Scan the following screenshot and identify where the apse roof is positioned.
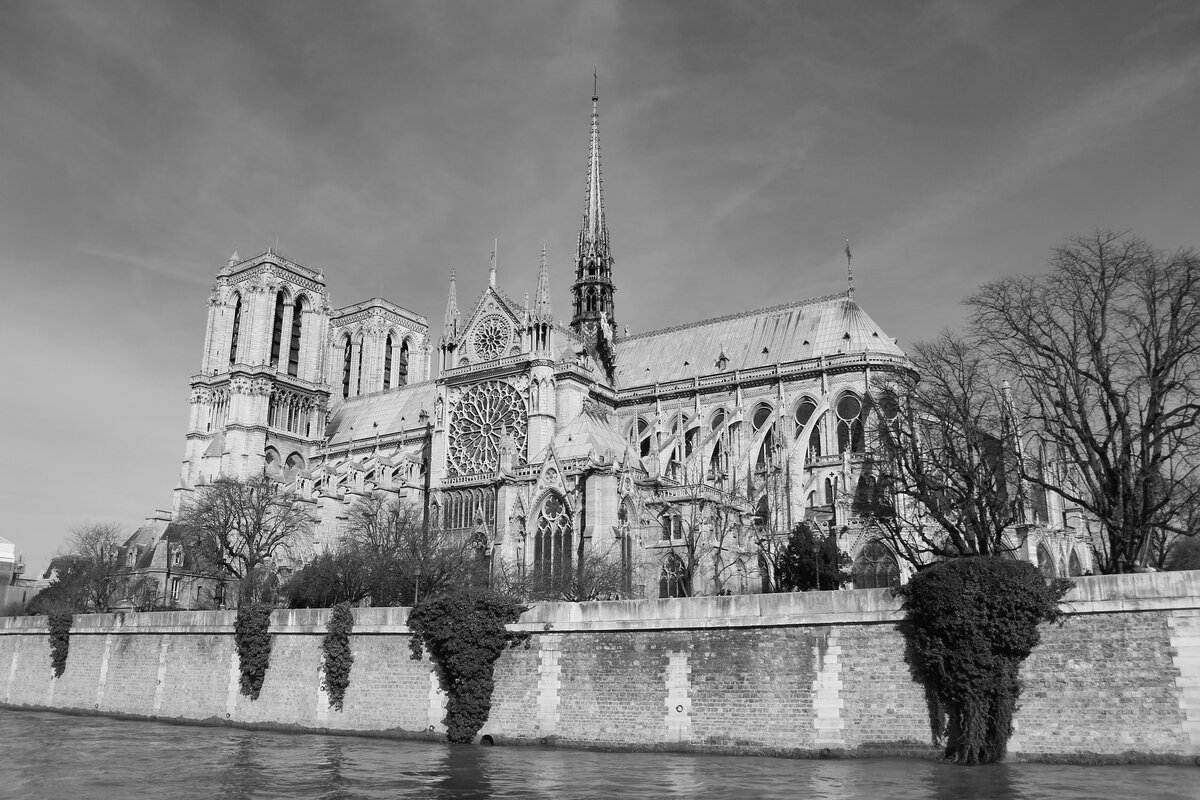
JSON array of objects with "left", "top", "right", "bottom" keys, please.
[
  {"left": 614, "top": 292, "right": 905, "bottom": 387},
  {"left": 325, "top": 381, "right": 437, "bottom": 446}
]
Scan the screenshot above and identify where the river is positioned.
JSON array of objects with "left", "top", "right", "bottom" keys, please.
[{"left": 1, "top": 709, "right": 1195, "bottom": 799}]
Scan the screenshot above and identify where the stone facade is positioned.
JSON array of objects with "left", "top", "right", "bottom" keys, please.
[{"left": 2, "top": 572, "right": 1198, "bottom": 760}]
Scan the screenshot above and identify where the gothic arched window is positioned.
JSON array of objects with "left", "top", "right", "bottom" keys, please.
[
  {"left": 836, "top": 392, "right": 865, "bottom": 454},
  {"left": 229, "top": 294, "right": 242, "bottom": 365},
  {"left": 751, "top": 407, "right": 774, "bottom": 473},
  {"left": 660, "top": 553, "right": 688, "bottom": 598},
  {"left": 269, "top": 291, "right": 286, "bottom": 368},
  {"left": 1068, "top": 549, "right": 1083, "bottom": 577},
  {"left": 533, "top": 494, "right": 572, "bottom": 592},
  {"left": 383, "top": 333, "right": 394, "bottom": 391},
  {"left": 398, "top": 339, "right": 409, "bottom": 387},
  {"left": 630, "top": 418, "right": 652, "bottom": 458},
  {"left": 852, "top": 540, "right": 901, "bottom": 589},
  {"left": 287, "top": 296, "right": 305, "bottom": 377},
  {"left": 795, "top": 398, "right": 822, "bottom": 459},
  {"left": 1037, "top": 544, "right": 1057, "bottom": 577},
  {"left": 355, "top": 335, "right": 364, "bottom": 396},
  {"left": 618, "top": 502, "right": 633, "bottom": 595},
  {"left": 341, "top": 336, "right": 352, "bottom": 399}
]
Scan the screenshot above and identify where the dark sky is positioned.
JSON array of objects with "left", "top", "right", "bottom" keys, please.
[{"left": 4, "top": 0, "right": 1200, "bottom": 572}]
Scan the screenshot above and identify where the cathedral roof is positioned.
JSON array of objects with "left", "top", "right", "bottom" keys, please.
[
  {"left": 614, "top": 292, "right": 905, "bottom": 387},
  {"left": 539, "top": 404, "right": 639, "bottom": 465},
  {"left": 325, "top": 381, "right": 437, "bottom": 445}
]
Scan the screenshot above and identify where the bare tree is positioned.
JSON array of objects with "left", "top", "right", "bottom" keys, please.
[
  {"left": 339, "top": 493, "right": 479, "bottom": 605},
  {"left": 495, "top": 543, "right": 637, "bottom": 602},
  {"left": 861, "top": 330, "right": 1023, "bottom": 568},
  {"left": 175, "top": 473, "right": 318, "bottom": 605},
  {"left": 969, "top": 231, "right": 1200, "bottom": 572},
  {"left": 65, "top": 522, "right": 126, "bottom": 611},
  {"left": 657, "top": 494, "right": 748, "bottom": 597}
]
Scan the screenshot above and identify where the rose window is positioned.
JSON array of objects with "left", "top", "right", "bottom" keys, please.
[
  {"left": 447, "top": 381, "right": 527, "bottom": 476},
  {"left": 472, "top": 315, "right": 512, "bottom": 361}
]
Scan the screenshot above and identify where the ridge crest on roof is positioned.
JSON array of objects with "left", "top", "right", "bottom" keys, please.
[{"left": 621, "top": 291, "right": 852, "bottom": 342}]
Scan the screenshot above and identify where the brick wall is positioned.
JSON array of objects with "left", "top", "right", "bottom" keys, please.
[{"left": 2, "top": 573, "right": 1198, "bottom": 761}]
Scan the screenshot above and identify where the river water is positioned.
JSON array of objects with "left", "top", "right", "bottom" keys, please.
[{"left": 1, "top": 709, "right": 1196, "bottom": 800}]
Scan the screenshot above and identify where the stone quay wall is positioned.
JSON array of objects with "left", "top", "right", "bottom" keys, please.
[{"left": 2, "top": 572, "right": 1198, "bottom": 762}]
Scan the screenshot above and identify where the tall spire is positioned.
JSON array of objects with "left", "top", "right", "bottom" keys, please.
[
  {"left": 489, "top": 239, "right": 497, "bottom": 287},
  {"left": 535, "top": 243, "right": 552, "bottom": 317},
  {"left": 844, "top": 239, "right": 855, "bottom": 299},
  {"left": 442, "top": 270, "right": 460, "bottom": 342},
  {"left": 572, "top": 78, "right": 616, "bottom": 349}
]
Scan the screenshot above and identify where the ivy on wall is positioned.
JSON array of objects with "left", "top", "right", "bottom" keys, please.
[
  {"left": 322, "top": 602, "right": 354, "bottom": 711},
  {"left": 407, "top": 589, "right": 529, "bottom": 743},
  {"left": 47, "top": 612, "right": 72, "bottom": 678},
  {"left": 897, "top": 557, "right": 1073, "bottom": 764},
  {"left": 234, "top": 604, "right": 273, "bottom": 700}
]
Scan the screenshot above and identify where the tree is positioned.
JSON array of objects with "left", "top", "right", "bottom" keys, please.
[
  {"left": 175, "top": 473, "right": 317, "bottom": 606},
  {"left": 66, "top": 522, "right": 126, "bottom": 611},
  {"left": 768, "top": 522, "right": 851, "bottom": 592},
  {"left": 862, "top": 331, "right": 1024, "bottom": 569},
  {"left": 496, "top": 544, "right": 635, "bottom": 602},
  {"left": 656, "top": 497, "right": 747, "bottom": 597},
  {"left": 969, "top": 231, "right": 1200, "bottom": 573},
  {"left": 27, "top": 523, "right": 125, "bottom": 613},
  {"left": 287, "top": 495, "right": 478, "bottom": 608}
]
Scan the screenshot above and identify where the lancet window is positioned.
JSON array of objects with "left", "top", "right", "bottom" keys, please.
[
  {"left": 795, "top": 398, "right": 822, "bottom": 460},
  {"left": 341, "top": 336, "right": 352, "bottom": 399},
  {"left": 267, "top": 389, "right": 311, "bottom": 436},
  {"left": 659, "top": 552, "right": 688, "bottom": 598},
  {"left": 269, "top": 291, "right": 286, "bottom": 368},
  {"left": 383, "top": 334, "right": 394, "bottom": 391},
  {"left": 287, "top": 296, "right": 305, "bottom": 377},
  {"left": 629, "top": 418, "right": 652, "bottom": 458},
  {"left": 228, "top": 294, "right": 242, "bottom": 365},
  {"left": 397, "top": 339, "right": 409, "bottom": 386},
  {"left": 442, "top": 487, "right": 496, "bottom": 533},
  {"left": 533, "top": 493, "right": 572, "bottom": 590},
  {"left": 836, "top": 392, "right": 865, "bottom": 454}
]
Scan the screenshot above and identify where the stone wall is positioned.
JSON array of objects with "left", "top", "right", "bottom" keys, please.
[{"left": 2, "top": 572, "right": 1198, "bottom": 761}]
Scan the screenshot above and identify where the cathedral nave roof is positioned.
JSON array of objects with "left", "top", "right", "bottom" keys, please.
[
  {"left": 325, "top": 381, "right": 437, "bottom": 446},
  {"left": 613, "top": 293, "right": 905, "bottom": 387}
]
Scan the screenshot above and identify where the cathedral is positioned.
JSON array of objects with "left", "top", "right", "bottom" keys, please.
[{"left": 164, "top": 91, "right": 1091, "bottom": 602}]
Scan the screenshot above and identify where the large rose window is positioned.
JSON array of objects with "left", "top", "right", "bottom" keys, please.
[{"left": 447, "top": 381, "right": 527, "bottom": 476}]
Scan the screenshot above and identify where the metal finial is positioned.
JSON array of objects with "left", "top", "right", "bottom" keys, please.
[{"left": 593, "top": 67, "right": 598, "bottom": 100}]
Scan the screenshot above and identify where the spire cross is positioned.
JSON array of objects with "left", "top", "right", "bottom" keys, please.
[{"left": 593, "top": 67, "right": 598, "bottom": 100}]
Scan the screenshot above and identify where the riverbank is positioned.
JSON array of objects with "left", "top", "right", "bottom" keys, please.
[{"left": 3, "top": 572, "right": 1198, "bottom": 764}]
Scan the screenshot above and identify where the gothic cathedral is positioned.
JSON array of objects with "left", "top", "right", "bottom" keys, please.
[{"left": 173, "top": 91, "right": 1087, "bottom": 598}]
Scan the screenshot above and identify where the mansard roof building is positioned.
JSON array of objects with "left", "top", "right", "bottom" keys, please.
[{"left": 164, "top": 90, "right": 1091, "bottom": 600}]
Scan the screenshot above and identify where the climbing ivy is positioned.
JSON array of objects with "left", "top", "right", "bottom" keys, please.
[
  {"left": 897, "top": 557, "right": 1073, "bottom": 764},
  {"left": 234, "top": 604, "right": 273, "bottom": 700},
  {"left": 322, "top": 601, "right": 354, "bottom": 711},
  {"left": 47, "top": 612, "right": 72, "bottom": 678},
  {"left": 407, "top": 588, "right": 529, "bottom": 744}
]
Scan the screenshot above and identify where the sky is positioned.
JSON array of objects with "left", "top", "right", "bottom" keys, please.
[{"left": 3, "top": 0, "right": 1200, "bottom": 575}]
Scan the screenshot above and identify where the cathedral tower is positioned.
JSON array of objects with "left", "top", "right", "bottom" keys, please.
[
  {"left": 176, "top": 250, "right": 331, "bottom": 511},
  {"left": 571, "top": 86, "right": 617, "bottom": 368}
]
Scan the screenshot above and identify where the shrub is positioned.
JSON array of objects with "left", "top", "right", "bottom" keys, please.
[
  {"left": 234, "top": 604, "right": 273, "bottom": 700},
  {"left": 897, "top": 557, "right": 1073, "bottom": 764},
  {"left": 48, "top": 612, "right": 72, "bottom": 678},
  {"left": 407, "top": 588, "right": 529, "bottom": 743},
  {"left": 322, "top": 602, "right": 354, "bottom": 711}
]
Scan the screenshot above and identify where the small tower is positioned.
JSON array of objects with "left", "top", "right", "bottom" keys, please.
[{"left": 571, "top": 84, "right": 617, "bottom": 365}]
